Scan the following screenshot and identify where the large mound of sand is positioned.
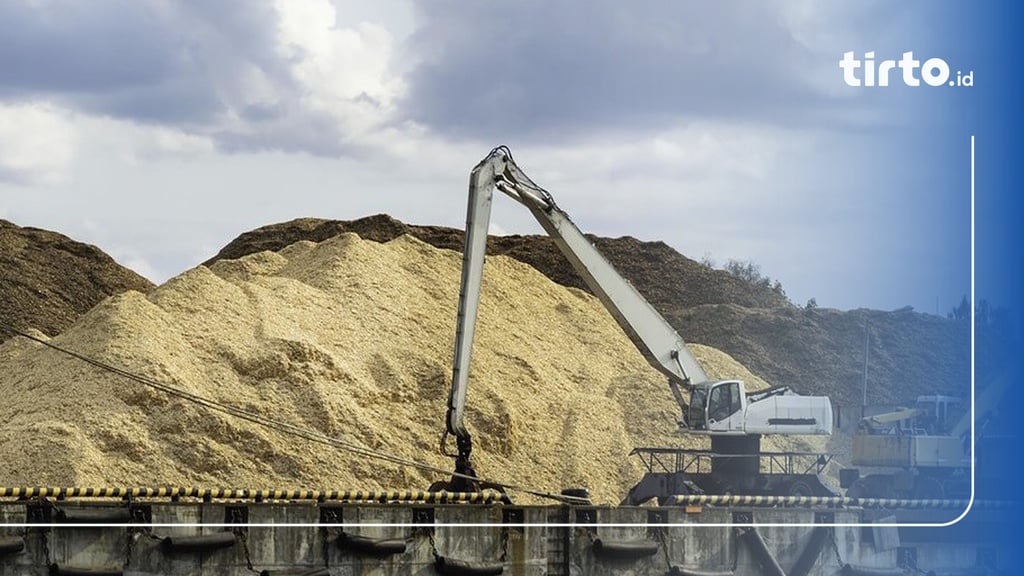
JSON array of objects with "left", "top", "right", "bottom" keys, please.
[{"left": 0, "top": 233, "right": 813, "bottom": 503}]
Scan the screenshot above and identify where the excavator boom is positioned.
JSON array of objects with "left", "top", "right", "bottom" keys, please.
[
  {"left": 447, "top": 147, "right": 709, "bottom": 445},
  {"left": 442, "top": 147, "right": 835, "bottom": 501}
]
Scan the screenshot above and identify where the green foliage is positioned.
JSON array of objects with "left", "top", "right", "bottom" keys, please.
[{"left": 723, "top": 258, "right": 786, "bottom": 297}]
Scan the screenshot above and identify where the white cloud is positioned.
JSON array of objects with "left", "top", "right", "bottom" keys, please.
[
  {"left": 141, "top": 128, "right": 217, "bottom": 161},
  {"left": 0, "top": 1, "right": 971, "bottom": 313},
  {"left": 272, "top": 0, "right": 408, "bottom": 139},
  {"left": 0, "top": 103, "right": 77, "bottom": 186}
]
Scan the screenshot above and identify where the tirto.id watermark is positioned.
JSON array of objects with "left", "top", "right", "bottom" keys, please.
[{"left": 840, "top": 51, "right": 973, "bottom": 87}]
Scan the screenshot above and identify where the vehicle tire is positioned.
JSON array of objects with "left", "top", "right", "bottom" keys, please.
[
  {"left": 428, "top": 480, "right": 452, "bottom": 493},
  {"left": 786, "top": 480, "right": 814, "bottom": 498}
]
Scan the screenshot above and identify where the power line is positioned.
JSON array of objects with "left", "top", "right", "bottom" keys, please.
[{"left": 0, "top": 323, "right": 584, "bottom": 504}]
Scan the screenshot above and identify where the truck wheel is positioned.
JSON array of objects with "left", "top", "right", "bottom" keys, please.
[
  {"left": 786, "top": 480, "right": 814, "bottom": 498},
  {"left": 428, "top": 480, "right": 452, "bottom": 493}
]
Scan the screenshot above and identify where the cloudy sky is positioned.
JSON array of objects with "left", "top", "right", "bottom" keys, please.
[{"left": 0, "top": 1, "right": 978, "bottom": 313}]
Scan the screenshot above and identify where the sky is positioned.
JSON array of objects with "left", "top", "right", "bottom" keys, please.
[{"left": 0, "top": 0, "right": 979, "bottom": 314}]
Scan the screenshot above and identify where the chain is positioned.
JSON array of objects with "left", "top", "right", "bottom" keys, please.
[
  {"left": 828, "top": 525, "right": 845, "bottom": 568},
  {"left": 41, "top": 528, "right": 51, "bottom": 567},
  {"left": 654, "top": 526, "right": 672, "bottom": 570},
  {"left": 125, "top": 527, "right": 135, "bottom": 568},
  {"left": 499, "top": 526, "right": 510, "bottom": 563},
  {"left": 427, "top": 529, "right": 440, "bottom": 561},
  {"left": 235, "top": 528, "right": 258, "bottom": 573}
]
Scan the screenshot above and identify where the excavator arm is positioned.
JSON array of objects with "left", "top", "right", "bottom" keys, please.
[{"left": 446, "top": 147, "right": 711, "bottom": 465}]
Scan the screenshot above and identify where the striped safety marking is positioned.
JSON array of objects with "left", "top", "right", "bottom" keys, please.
[
  {"left": 667, "top": 494, "right": 1009, "bottom": 509},
  {"left": 0, "top": 487, "right": 503, "bottom": 504}
]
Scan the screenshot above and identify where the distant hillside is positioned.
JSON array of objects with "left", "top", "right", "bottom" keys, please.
[
  {"left": 206, "top": 214, "right": 791, "bottom": 310},
  {"left": 208, "top": 215, "right": 977, "bottom": 406},
  {"left": 0, "top": 219, "right": 154, "bottom": 341},
  {"left": 675, "top": 305, "right": 974, "bottom": 407}
]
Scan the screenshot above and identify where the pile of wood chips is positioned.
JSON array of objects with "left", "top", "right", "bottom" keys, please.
[{"left": 0, "top": 233, "right": 822, "bottom": 503}]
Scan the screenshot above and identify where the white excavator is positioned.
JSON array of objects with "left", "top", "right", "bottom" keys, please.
[{"left": 437, "top": 146, "right": 835, "bottom": 502}]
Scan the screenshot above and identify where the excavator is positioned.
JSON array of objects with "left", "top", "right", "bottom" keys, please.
[{"left": 434, "top": 146, "right": 835, "bottom": 502}]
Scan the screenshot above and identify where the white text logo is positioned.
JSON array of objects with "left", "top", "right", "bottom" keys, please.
[{"left": 840, "top": 51, "right": 973, "bottom": 87}]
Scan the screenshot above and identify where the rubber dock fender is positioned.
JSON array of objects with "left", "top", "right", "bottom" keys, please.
[
  {"left": 55, "top": 507, "right": 131, "bottom": 524},
  {"left": 160, "top": 531, "right": 237, "bottom": 552},
  {"left": 259, "top": 568, "right": 331, "bottom": 576},
  {"left": 593, "top": 538, "right": 660, "bottom": 561},
  {"left": 668, "top": 566, "right": 735, "bottom": 576},
  {"left": 48, "top": 565, "right": 123, "bottom": 576},
  {"left": 434, "top": 556, "right": 504, "bottom": 576},
  {"left": 337, "top": 532, "right": 407, "bottom": 557},
  {"left": 0, "top": 535, "right": 25, "bottom": 555}
]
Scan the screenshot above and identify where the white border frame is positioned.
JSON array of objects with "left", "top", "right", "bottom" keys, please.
[{"left": 4, "top": 138, "right": 977, "bottom": 529}]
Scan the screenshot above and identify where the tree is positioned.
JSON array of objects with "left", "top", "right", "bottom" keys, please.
[
  {"left": 724, "top": 259, "right": 764, "bottom": 284},
  {"left": 723, "top": 258, "right": 786, "bottom": 296},
  {"left": 948, "top": 295, "right": 969, "bottom": 321}
]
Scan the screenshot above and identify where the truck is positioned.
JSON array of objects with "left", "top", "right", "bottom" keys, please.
[
  {"left": 433, "top": 146, "right": 836, "bottom": 503},
  {"left": 841, "top": 374, "right": 1006, "bottom": 500}
]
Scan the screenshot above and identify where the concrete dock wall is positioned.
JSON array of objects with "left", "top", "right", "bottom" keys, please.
[{"left": 0, "top": 502, "right": 1009, "bottom": 575}]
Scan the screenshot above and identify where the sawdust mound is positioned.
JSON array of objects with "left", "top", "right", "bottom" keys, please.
[
  {"left": 206, "top": 215, "right": 791, "bottom": 310},
  {"left": 0, "top": 233, "right": 808, "bottom": 503},
  {"left": 0, "top": 219, "right": 154, "bottom": 342},
  {"left": 208, "top": 215, "right": 974, "bottom": 408}
]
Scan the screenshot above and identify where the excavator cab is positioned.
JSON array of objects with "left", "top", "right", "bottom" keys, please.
[
  {"left": 688, "top": 381, "right": 746, "bottom": 433},
  {"left": 708, "top": 381, "right": 744, "bottom": 428}
]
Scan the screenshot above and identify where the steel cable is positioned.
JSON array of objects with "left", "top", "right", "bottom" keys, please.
[{"left": 0, "top": 323, "right": 586, "bottom": 504}]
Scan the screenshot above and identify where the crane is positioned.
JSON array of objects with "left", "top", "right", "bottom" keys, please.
[{"left": 438, "top": 146, "right": 834, "bottom": 500}]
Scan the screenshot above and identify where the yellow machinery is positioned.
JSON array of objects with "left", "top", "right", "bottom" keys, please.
[{"left": 842, "top": 376, "right": 1005, "bottom": 499}]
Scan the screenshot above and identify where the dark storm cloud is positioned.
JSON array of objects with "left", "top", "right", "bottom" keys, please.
[
  {"left": 0, "top": 1, "right": 174, "bottom": 92},
  {"left": 401, "top": 1, "right": 824, "bottom": 138},
  {"left": 0, "top": 0, "right": 295, "bottom": 125}
]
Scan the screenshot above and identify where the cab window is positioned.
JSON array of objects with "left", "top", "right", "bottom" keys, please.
[
  {"left": 708, "top": 382, "right": 741, "bottom": 422},
  {"left": 689, "top": 388, "right": 707, "bottom": 429}
]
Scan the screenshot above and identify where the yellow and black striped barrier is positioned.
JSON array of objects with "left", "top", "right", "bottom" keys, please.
[
  {"left": 0, "top": 487, "right": 505, "bottom": 504},
  {"left": 667, "top": 494, "right": 1010, "bottom": 509}
]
